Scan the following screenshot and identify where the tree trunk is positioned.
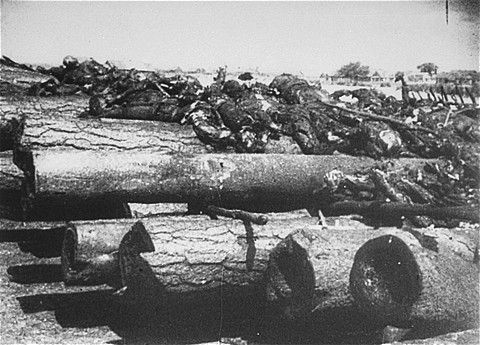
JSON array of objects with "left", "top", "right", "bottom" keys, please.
[
  {"left": 116, "top": 218, "right": 477, "bottom": 329},
  {"left": 58, "top": 212, "right": 313, "bottom": 286},
  {"left": 263, "top": 226, "right": 478, "bottom": 341},
  {"left": 116, "top": 216, "right": 325, "bottom": 318},
  {"left": 0, "top": 151, "right": 131, "bottom": 223},
  {"left": 4, "top": 94, "right": 300, "bottom": 155},
  {"left": 18, "top": 150, "right": 434, "bottom": 213},
  {"left": 350, "top": 229, "right": 479, "bottom": 334},
  {"left": 17, "top": 112, "right": 212, "bottom": 155}
]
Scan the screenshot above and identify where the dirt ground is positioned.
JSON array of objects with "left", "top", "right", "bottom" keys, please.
[
  {"left": 0, "top": 242, "right": 124, "bottom": 344},
  {"left": 1, "top": 63, "right": 478, "bottom": 345}
]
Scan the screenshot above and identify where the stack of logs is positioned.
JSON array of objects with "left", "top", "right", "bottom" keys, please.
[{"left": 0, "top": 70, "right": 478, "bottom": 344}]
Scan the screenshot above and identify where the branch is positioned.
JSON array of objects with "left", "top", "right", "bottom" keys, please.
[
  {"left": 320, "top": 101, "right": 438, "bottom": 135},
  {"left": 206, "top": 205, "right": 269, "bottom": 225}
]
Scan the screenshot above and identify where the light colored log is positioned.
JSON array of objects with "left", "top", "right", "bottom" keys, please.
[
  {"left": 350, "top": 229, "right": 479, "bottom": 332},
  {"left": 22, "top": 151, "right": 433, "bottom": 212}
]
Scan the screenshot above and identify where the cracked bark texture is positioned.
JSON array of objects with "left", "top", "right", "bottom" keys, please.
[
  {"left": 0, "top": 83, "right": 299, "bottom": 155},
  {"left": 265, "top": 226, "right": 479, "bottom": 338},
  {"left": 117, "top": 215, "right": 321, "bottom": 314},
  {"left": 57, "top": 212, "right": 313, "bottom": 285}
]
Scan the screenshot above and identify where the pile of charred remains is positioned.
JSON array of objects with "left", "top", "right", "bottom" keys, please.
[{"left": 0, "top": 55, "right": 478, "bottom": 344}]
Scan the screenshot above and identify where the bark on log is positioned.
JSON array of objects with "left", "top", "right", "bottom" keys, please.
[
  {"left": 264, "top": 226, "right": 478, "bottom": 340},
  {"left": 116, "top": 218, "right": 476, "bottom": 328},
  {"left": 18, "top": 151, "right": 435, "bottom": 213},
  {"left": 17, "top": 112, "right": 211, "bottom": 154},
  {"left": 59, "top": 212, "right": 313, "bottom": 286},
  {"left": 117, "top": 216, "right": 322, "bottom": 316},
  {"left": 350, "top": 230, "right": 479, "bottom": 333},
  {"left": 4, "top": 96, "right": 300, "bottom": 155},
  {"left": 0, "top": 150, "right": 131, "bottom": 222}
]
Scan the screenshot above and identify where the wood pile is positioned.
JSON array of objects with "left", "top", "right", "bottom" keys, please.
[{"left": 0, "top": 60, "right": 478, "bottom": 344}]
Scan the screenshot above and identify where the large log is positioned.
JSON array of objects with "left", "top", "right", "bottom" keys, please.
[
  {"left": 17, "top": 112, "right": 211, "bottom": 154},
  {"left": 117, "top": 219, "right": 477, "bottom": 331},
  {"left": 59, "top": 212, "right": 312, "bottom": 286},
  {"left": 17, "top": 150, "right": 435, "bottom": 213},
  {"left": 1, "top": 91, "right": 299, "bottom": 155},
  {"left": 264, "top": 226, "right": 478, "bottom": 342},
  {"left": 0, "top": 150, "right": 131, "bottom": 222},
  {"left": 350, "top": 230, "right": 479, "bottom": 335},
  {"left": 116, "top": 216, "right": 327, "bottom": 322}
]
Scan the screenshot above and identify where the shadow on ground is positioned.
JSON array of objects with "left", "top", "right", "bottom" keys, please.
[
  {"left": 8, "top": 261, "right": 470, "bottom": 344},
  {"left": 15, "top": 285, "right": 384, "bottom": 344},
  {"left": 7, "top": 264, "right": 63, "bottom": 284}
]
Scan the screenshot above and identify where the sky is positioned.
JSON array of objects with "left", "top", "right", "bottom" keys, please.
[{"left": 1, "top": 1, "right": 479, "bottom": 75}]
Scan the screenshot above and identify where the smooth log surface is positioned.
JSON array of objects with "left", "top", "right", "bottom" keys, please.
[
  {"left": 24, "top": 151, "right": 433, "bottom": 212},
  {"left": 0, "top": 152, "right": 131, "bottom": 222},
  {"left": 350, "top": 229, "right": 479, "bottom": 332}
]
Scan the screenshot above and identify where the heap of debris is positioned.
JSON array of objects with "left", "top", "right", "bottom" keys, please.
[
  {"left": 0, "top": 56, "right": 478, "bottom": 344},
  {"left": 4, "top": 55, "right": 477, "bottom": 227}
]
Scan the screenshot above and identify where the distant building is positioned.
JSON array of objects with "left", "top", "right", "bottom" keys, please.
[
  {"left": 405, "top": 72, "right": 436, "bottom": 84},
  {"left": 370, "top": 70, "right": 395, "bottom": 85}
]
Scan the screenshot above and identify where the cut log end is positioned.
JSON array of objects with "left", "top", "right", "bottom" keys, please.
[
  {"left": 119, "top": 221, "right": 155, "bottom": 255},
  {"left": 118, "top": 221, "right": 159, "bottom": 297},
  {"left": 349, "top": 235, "right": 422, "bottom": 327},
  {"left": 61, "top": 224, "right": 78, "bottom": 283},
  {"left": 61, "top": 223, "right": 122, "bottom": 287},
  {"left": 264, "top": 234, "right": 316, "bottom": 321}
]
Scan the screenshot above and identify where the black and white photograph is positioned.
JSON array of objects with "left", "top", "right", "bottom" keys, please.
[{"left": 0, "top": 0, "right": 479, "bottom": 344}]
